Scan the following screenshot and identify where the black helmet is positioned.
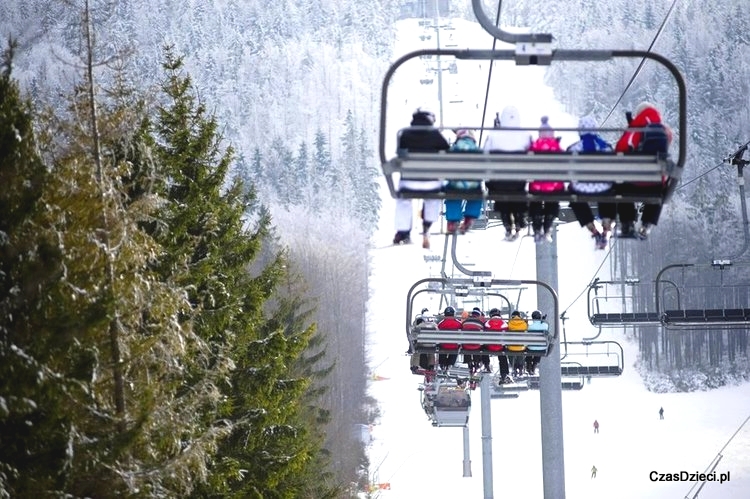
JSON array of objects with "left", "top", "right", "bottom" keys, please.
[
  {"left": 471, "top": 307, "right": 482, "bottom": 316},
  {"left": 421, "top": 308, "right": 429, "bottom": 314},
  {"left": 489, "top": 308, "right": 502, "bottom": 317},
  {"left": 412, "top": 108, "right": 436, "bottom": 126},
  {"left": 444, "top": 306, "right": 455, "bottom": 316},
  {"left": 532, "top": 310, "right": 543, "bottom": 320}
]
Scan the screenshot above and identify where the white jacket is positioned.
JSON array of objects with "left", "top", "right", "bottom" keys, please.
[{"left": 483, "top": 106, "right": 531, "bottom": 152}]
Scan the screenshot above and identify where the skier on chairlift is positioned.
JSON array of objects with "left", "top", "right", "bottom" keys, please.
[
  {"left": 566, "top": 116, "right": 616, "bottom": 250},
  {"left": 445, "top": 129, "right": 483, "bottom": 234},
  {"left": 483, "top": 106, "right": 532, "bottom": 241},
  {"left": 393, "top": 109, "right": 449, "bottom": 248}
]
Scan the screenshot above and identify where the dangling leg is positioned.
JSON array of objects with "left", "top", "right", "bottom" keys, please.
[
  {"left": 616, "top": 202, "right": 638, "bottom": 237},
  {"left": 543, "top": 202, "right": 560, "bottom": 241},
  {"left": 570, "top": 201, "right": 603, "bottom": 248},
  {"left": 597, "top": 202, "right": 618, "bottom": 249},
  {"left": 394, "top": 198, "right": 413, "bottom": 244},
  {"left": 422, "top": 198, "right": 442, "bottom": 248},
  {"left": 529, "top": 201, "right": 544, "bottom": 242},
  {"left": 461, "top": 199, "right": 483, "bottom": 233},
  {"left": 498, "top": 355, "right": 510, "bottom": 383},
  {"left": 444, "top": 199, "right": 462, "bottom": 234}
]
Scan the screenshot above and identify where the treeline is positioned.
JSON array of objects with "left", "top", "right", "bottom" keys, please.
[
  {"left": 244, "top": 109, "right": 381, "bottom": 228},
  {"left": 0, "top": 39, "right": 353, "bottom": 498}
]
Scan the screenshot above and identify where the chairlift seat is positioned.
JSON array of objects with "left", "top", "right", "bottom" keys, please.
[
  {"left": 662, "top": 308, "right": 750, "bottom": 326},
  {"left": 560, "top": 365, "right": 623, "bottom": 377},
  {"left": 590, "top": 312, "right": 662, "bottom": 325},
  {"left": 379, "top": 48, "right": 686, "bottom": 207}
]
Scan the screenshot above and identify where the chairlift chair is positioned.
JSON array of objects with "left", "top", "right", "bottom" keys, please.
[{"left": 379, "top": 2, "right": 687, "bottom": 206}]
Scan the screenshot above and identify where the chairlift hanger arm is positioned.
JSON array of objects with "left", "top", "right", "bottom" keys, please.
[{"left": 471, "top": 0, "right": 552, "bottom": 45}]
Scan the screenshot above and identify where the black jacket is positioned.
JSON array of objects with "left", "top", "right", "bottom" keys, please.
[{"left": 399, "top": 115, "right": 449, "bottom": 153}]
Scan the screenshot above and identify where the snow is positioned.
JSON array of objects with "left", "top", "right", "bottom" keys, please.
[{"left": 364, "top": 17, "right": 750, "bottom": 499}]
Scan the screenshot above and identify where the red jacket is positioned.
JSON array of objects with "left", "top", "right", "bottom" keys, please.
[
  {"left": 484, "top": 316, "right": 507, "bottom": 351},
  {"left": 615, "top": 105, "right": 662, "bottom": 153},
  {"left": 462, "top": 316, "right": 485, "bottom": 350},
  {"left": 437, "top": 317, "right": 463, "bottom": 349}
]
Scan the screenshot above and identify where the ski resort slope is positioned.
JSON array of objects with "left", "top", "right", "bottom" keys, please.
[{"left": 365, "top": 17, "right": 750, "bottom": 499}]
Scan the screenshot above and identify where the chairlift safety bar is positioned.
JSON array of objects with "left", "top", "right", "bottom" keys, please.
[{"left": 409, "top": 327, "right": 550, "bottom": 354}]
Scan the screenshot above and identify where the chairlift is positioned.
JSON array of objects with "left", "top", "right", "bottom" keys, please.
[
  {"left": 405, "top": 277, "right": 557, "bottom": 356},
  {"left": 379, "top": 2, "right": 687, "bottom": 207},
  {"left": 588, "top": 262, "right": 750, "bottom": 330},
  {"left": 656, "top": 262, "right": 750, "bottom": 330},
  {"left": 558, "top": 341, "right": 625, "bottom": 377},
  {"left": 587, "top": 278, "right": 663, "bottom": 327}
]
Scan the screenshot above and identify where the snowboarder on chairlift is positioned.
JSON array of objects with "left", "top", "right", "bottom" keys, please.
[
  {"left": 566, "top": 115, "right": 616, "bottom": 250},
  {"left": 507, "top": 310, "right": 529, "bottom": 377},
  {"left": 483, "top": 106, "right": 532, "bottom": 241},
  {"left": 528, "top": 124, "right": 564, "bottom": 244},
  {"left": 485, "top": 308, "right": 510, "bottom": 383},
  {"left": 437, "top": 306, "right": 462, "bottom": 371},
  {"left": 445, "top": 129, "right": 483, "bottom": 234},
  {"left": 393, "top": 109, "right": 449, "bottom": 248},
  {"left": 615, "top": 102, "right": 671, "bottom": 239},
  {"left": 461, "top": 307, "right": 487, "bottom": 374}
]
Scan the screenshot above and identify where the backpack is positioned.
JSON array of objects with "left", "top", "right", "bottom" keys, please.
[{"left": 637, "top": 123, "right": 669, "bottom": 154}]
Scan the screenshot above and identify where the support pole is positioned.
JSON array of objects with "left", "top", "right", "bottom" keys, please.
[
  {"left": 463, "top": 425, "right": 472, "bottom": 477},
  {"left": 536, "top": 225, "right": 566, "bottom": 498},
  {"left": 480, "top": 373, "right": 494, "bottom": 498}
]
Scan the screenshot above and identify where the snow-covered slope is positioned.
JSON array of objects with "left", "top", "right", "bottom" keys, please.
[{"left": 366, "top": 17, "right": 750, "bottom": 499}]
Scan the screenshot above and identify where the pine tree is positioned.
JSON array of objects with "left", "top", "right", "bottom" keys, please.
[
  {"left": 152, "top": 49, "right": 330, "bottom": 497},
  {"left": 355, "top": 125, "right": 382, "bottom": 228},
  {"left": 0, "top": 40, "right": 71, "bottom": 497},
  {"left": 312, "top": 129, "right": 333, "bottom": 202},
  {"left": 294, "top": 140, "right": 312, "bottom": 205}
]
